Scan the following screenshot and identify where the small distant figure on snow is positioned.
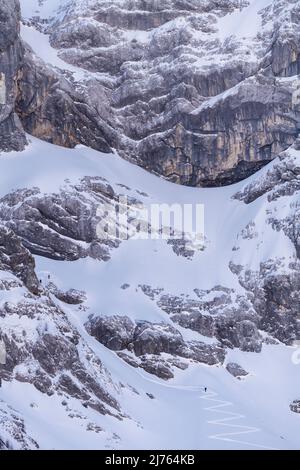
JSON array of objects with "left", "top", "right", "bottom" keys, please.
[{"left": 204, "top": 387, "right": 207, "bottom": 393}]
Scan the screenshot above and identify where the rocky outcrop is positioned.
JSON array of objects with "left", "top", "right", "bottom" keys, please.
[
  {"left": 0, "top": 176, "right": 205, "bottom": 264},
  {"left": 47, "top": 284, "right": 87, "bottom": 305},
  {"left": 0, "top": 276, "right": 121, "bottom": 423},
  {"left": 16, "top": 0, "right": 300, "bottom": 186},
  {"left": 0, "top": 1, "right": 299, "bottom": 448},
  {"left": 86, "top": 315, "right": 226, "bottom": 379},
  {"left": 0, "top": 401, "right": 39, "bottom": 450},
  {"left": 87, "top": 315, "right": 136, "bottom": 352},
  {"left": 16, "top": 45, "right": 112, "bottom": 153},
  {"left": 232, "top": 149, "right": 300, "bottom": 345},
  {"left": 150, "top": 261, "right": 300, "bottom": 349},
  {"left": 141, "top": 284, "right": 263, "bottom": 352},
  {"left": 233, "top": 146, "right": 300, "bottom": 204},
  {"left": 139, "top": 208, "right": 300, "bottom": 350},
  {"left": 0, "top": 180, "right": 122, "bottom": 262},
  {"left": 2, "top": 0, "right": 300, "bottom": 184},
  {"left": 132, "top": 322, "right": 186, "bottom": 357},
  {"left": 226, "top": 362, "right": 249, "bottom": 378},
  {"left": 0, "top": 221, "right": 123, "bottom": 446},
  {"left": 232, "top": 264, "right": 300, "bottom": 346},
  {"left": 0, "top": 0, "right": 26, "bottom": 152},
  {"left": 0, "top": 224, "right": 39, "bottom": 294},
  {"left": 290, "top": 400, "right": 300, "bottom": 414}
]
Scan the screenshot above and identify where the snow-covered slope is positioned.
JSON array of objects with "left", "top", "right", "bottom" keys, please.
[
  {"left": 0, "top": 135, "right": 299, "bottom": 449},
  {"left": 0, "top": 0, "right": 299, "bottom": 451}
]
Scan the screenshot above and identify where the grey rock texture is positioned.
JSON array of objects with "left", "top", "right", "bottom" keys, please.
[
  {"left": 86, "top": 314, "right": 226, "bottom": 379},
  {"left": 0, "top": 1, "right": 299, "bottom": 446},
  {"left": 47, "top": 284, "right": 87, "bottom": 305},
  {"left": 0, "top": 278, "right": 121, "bottom": 418},
  {"left": 0, "top": 179, "right": 122, "bottom": 262},
  {"left": 1, "top": 0, "right": 300, "bottom": 185},
  {"left": 16, "top": 0, "right": 300, "bottom": 186},
  {"left": 16, "top": 45, "right": 112, "bottom": 153},
  {"left": 86, "top": 315, "right": 136, "bottom": 351},
  {"left": 142, "top": 262, "right": 300, "bottom": 350},
  {"left": 0, "top": 0, "right": 26, "bottom": 152},
  {"left": 226, "top": 362, "right": 249, "bottom": 378},
  {"left": 139, "top": 358, "right": 175, "bottom": 381},
  {"left": 131, "top": 148, "right": 300, "bottom": 350},
  {"left": 290, "top": 400, "right": 300, "bottom": 414},
  {"left": 0, "top": 224, "right": 39, "bottom": 294},
  {"left": 0, "top": 176, "right": 204, "bottom": 264},
  {"left": 233, "top": 263, "right": 300, "bottom": 346},
  {"left": 232, "top": 150, "right": 300, "bottom": 345},
  {"left": 0, "top": 226, "right": 124, "bottom": 448},
  {"left": 133, "top": 322, "right": 186, "bottom": 357},
  {"left": 233, "top": 146, "right": 300, "bottom": 205},
  {"left": 141, "top": 284, "right": 263, "bottom": 352},
  {"left": 0, "top": 400, "right": 39, "bottom": 449}
]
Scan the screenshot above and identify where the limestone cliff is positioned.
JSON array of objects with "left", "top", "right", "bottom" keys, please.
[
  {"left": 0, "top": 0, "right": 26, "bottom": 152},
  {"left": 16, "top": 0, "right": 300, "bottom": 185}
]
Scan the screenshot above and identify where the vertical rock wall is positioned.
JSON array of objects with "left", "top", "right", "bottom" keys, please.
[{"left": 0, "top": 0, "right": 26, "bottom": 152}]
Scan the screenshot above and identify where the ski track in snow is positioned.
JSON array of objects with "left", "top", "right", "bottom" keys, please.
[
  {"left": 199, "top": 391, "right": 277, "bottom": 450},
  {"left": 125, "top": 370, "right": 279, "bottom": 450},
  {"left": 67, "top": 306, "right": 278, "bottom": 451},
  {"left": 61, "top": 298, "right": 276, "bottom": 450},
  {"left": 1, "top": 137, "right": 299, "bottom": 449}
]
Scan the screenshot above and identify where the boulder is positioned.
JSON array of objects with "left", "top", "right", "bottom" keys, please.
[
  {"left": 290, "top": 400, "right": 300, "bottom": 414},
  {"left": 226, "top": 362, "right": 249, "bottom": 378}
]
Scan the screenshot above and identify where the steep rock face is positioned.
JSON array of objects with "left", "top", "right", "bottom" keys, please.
[
  {"left": 231, "top": 147, "right": 300, "bottom": 344},
  {"left": 18, "top": 0, "right": 300, "bottom": 186},
  {"left": 233, "top": 265, "right": 300, "bottom": 345},
  {"left": 16, "top": 45, "right": 112, "bottom": 153},
  {"left": 0, "top": 224, "right": 39, "bottom": 294},
  {"left": 0, "top": 0, "right": 26, "bottom": 152}
]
